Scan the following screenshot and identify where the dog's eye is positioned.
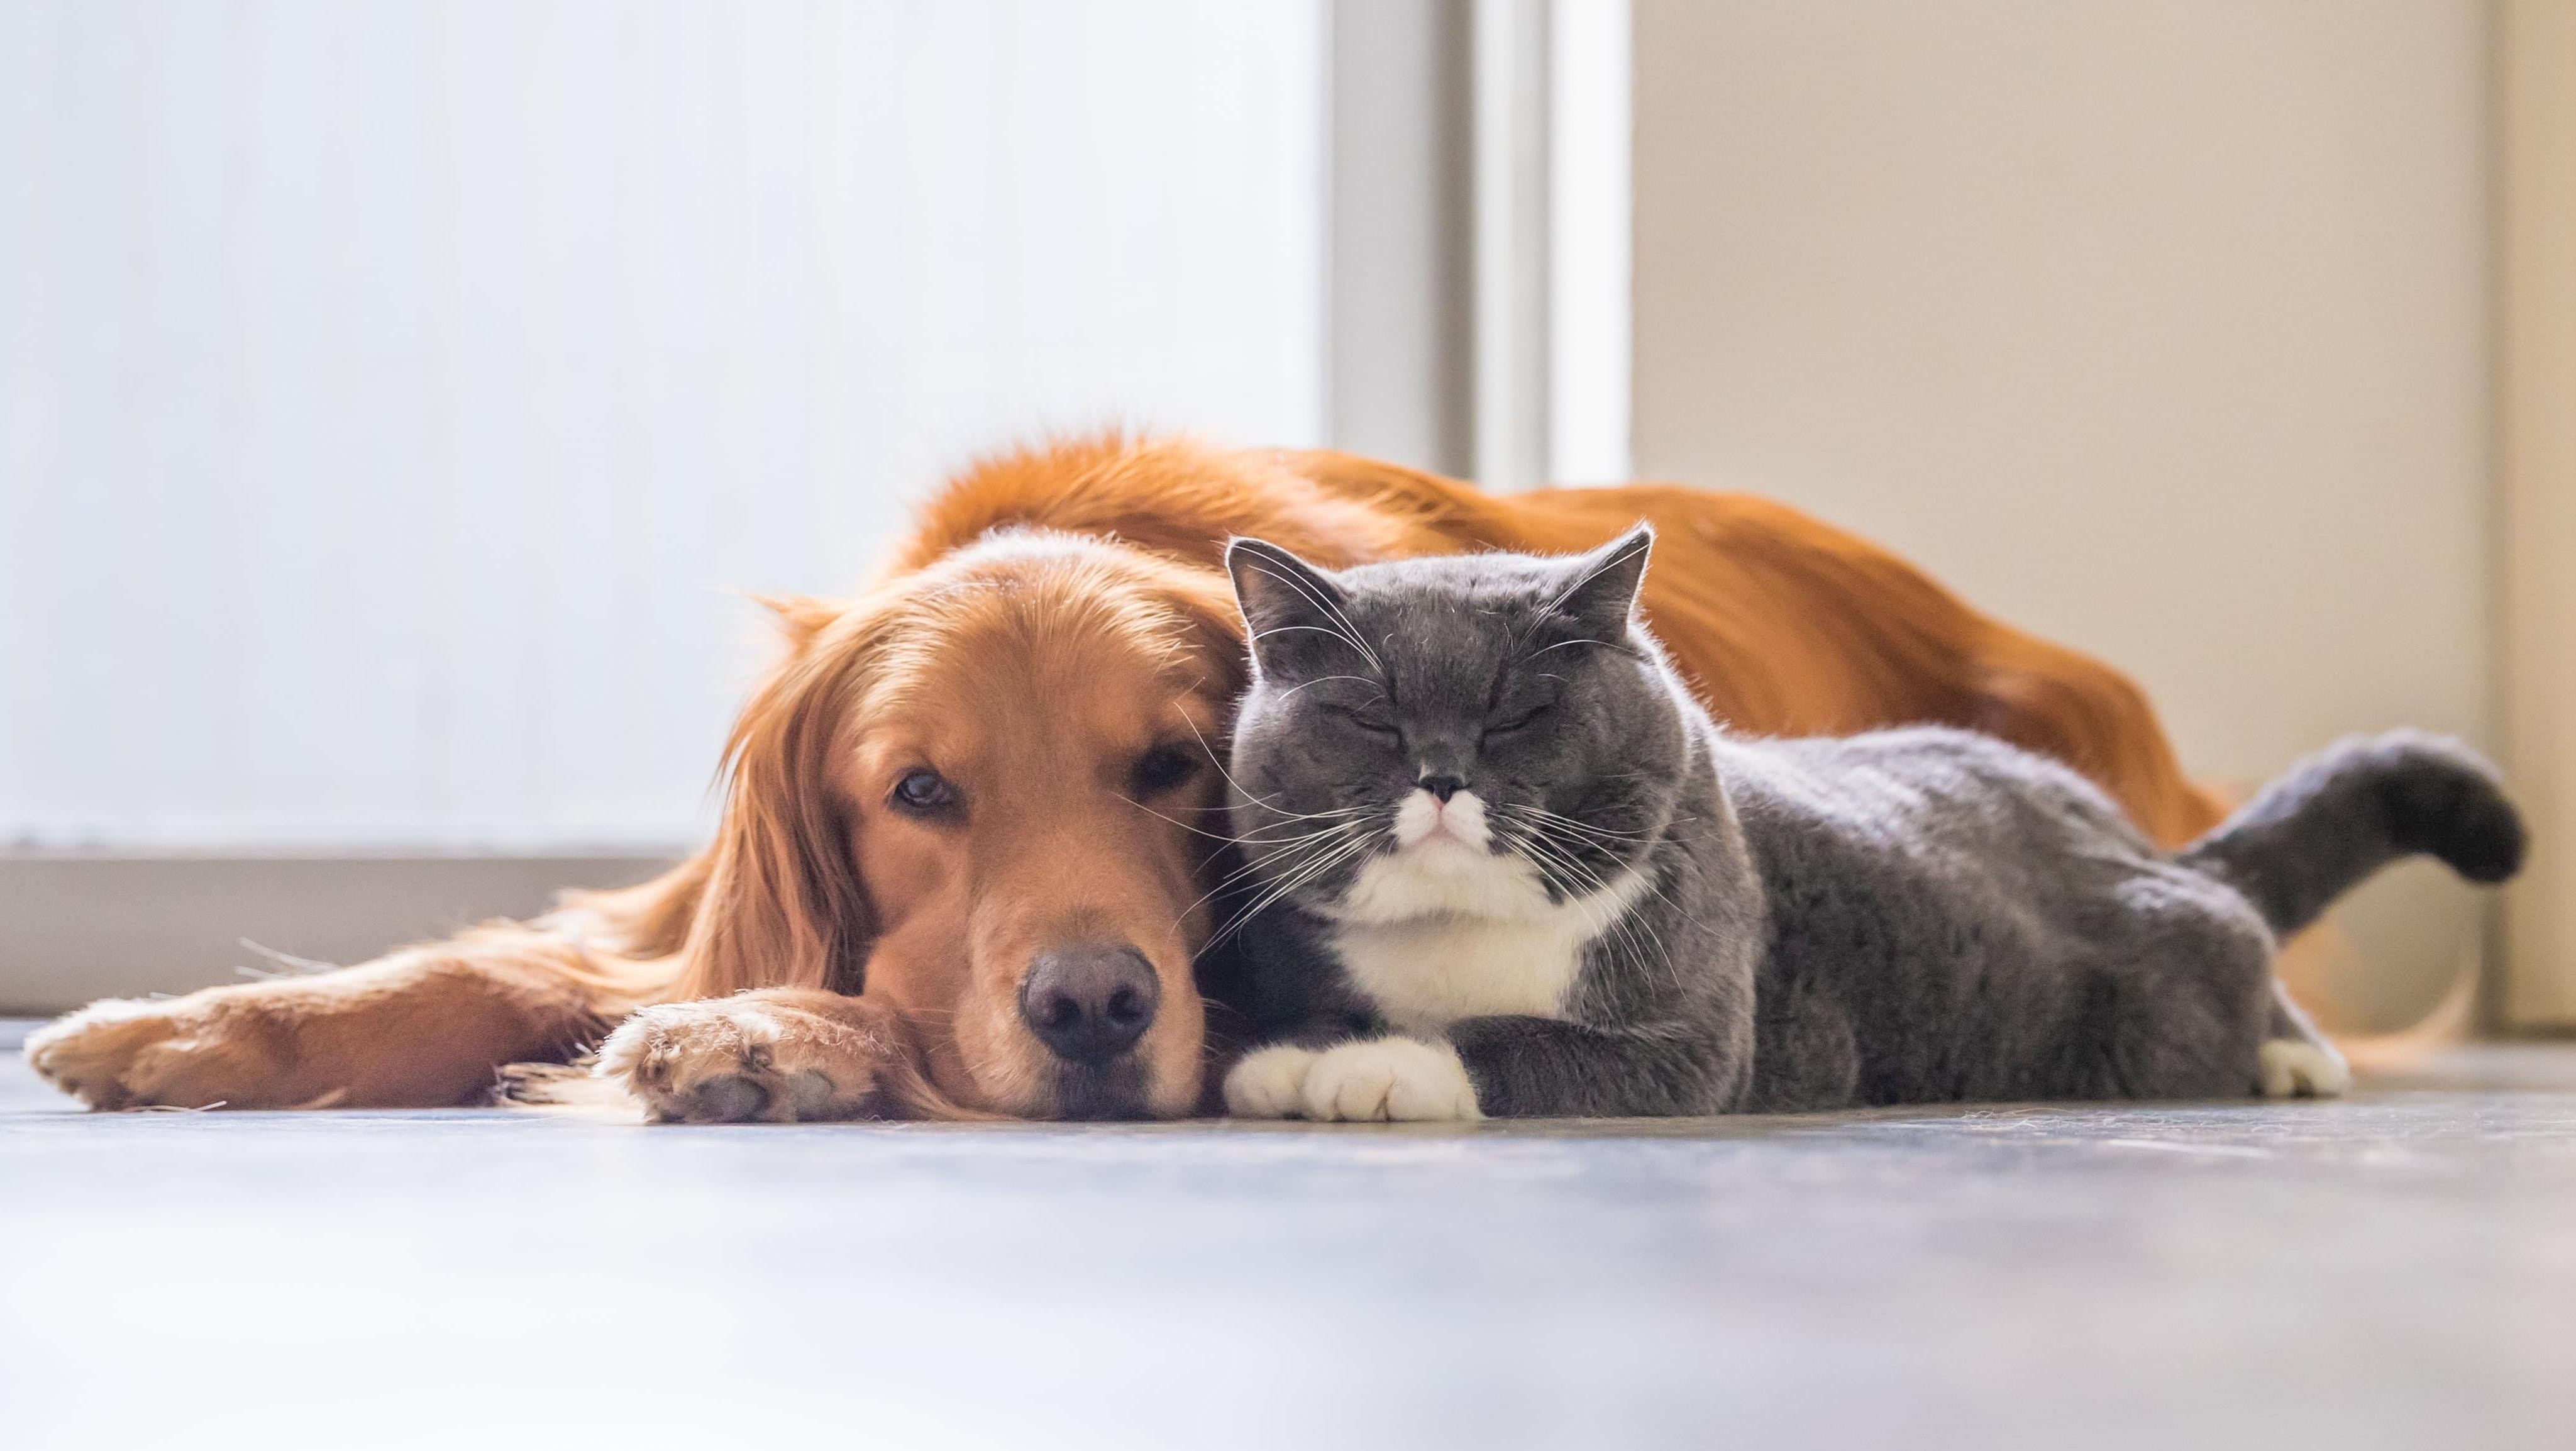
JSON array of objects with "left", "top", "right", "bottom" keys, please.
[
  {"left": 890, "top": 769, "right": 956, "bottom": 815},
  {"left": 1132, "top": 745, "right": 1199, "bottom": 796}
]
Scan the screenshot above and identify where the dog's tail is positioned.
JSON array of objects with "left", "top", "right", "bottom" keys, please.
[{"left": 2177, "top": 730, "right": 2526, "bottom": 938}]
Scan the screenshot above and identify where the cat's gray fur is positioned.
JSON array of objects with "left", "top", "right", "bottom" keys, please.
[{"left": 1210, "top": 528, "right": 2526, "bottom": 1117}]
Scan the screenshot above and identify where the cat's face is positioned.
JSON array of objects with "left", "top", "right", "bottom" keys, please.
[{"left": 1223, "top": 528, "right": 1689, "bottom": 925}]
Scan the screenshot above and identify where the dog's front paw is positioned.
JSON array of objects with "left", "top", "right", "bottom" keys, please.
[
  {"left": 2258, "top": 1038, "right": 2351, "bottom": 1099},
  {"left": 1299, "top": 1037, "right": 1483, "bottom": 1122},
  {"left": 23, "top": 994, "right": 299, "bottom": 1110},
  {"left": 595, "top": 994, "right": 910, "bottom": 1123},
  {"left": 1223, "top": 1044, "right": 1322, "bottom": 1118},
  {"left": 25, "top": 998, "right": 187, "bottom": 1109}
]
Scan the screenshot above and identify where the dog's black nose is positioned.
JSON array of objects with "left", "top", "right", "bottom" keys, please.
[
  {"left": 1020, "top": 946, "right": 1159, "bottom": 1065},
  {"left": 1418, "top": 774, "right": 1464, "bottom": 802}
]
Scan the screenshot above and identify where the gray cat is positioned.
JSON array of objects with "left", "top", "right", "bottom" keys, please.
[{"left": 1208, "top": 528, "right": 2524, "bottom": 1121}]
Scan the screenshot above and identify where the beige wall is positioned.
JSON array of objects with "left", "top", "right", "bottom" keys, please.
[
  {"left": 1632, "top": 0, "right": 2494, "bottom": 1028},
  {"left": 2498, "top": 0, "right": 2576, "bottom": 1028}
]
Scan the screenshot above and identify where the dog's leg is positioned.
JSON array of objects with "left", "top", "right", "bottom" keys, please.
[
  {"left": 583, "top": 989, "right": 977, "bottom": 1123},
  {"left": 24, "top": 928, "right": 633, "bottom": 1110}
]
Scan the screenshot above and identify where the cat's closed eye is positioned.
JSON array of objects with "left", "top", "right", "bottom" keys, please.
[
  {"left": 1327, "top": 703, "right": 1399, "bottom": 737},
  {"left": 1484, "top": 703, "right": 1551, "bottom": 738}
]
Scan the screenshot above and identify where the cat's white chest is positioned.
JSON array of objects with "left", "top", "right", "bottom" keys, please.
[{"left": 1327, "top": 832, "right": 1649, "bottom": 1035}]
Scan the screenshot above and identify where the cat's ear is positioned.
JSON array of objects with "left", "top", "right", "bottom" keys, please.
[
  {"left": 1225, "top": 536, "right": 1350, "bottom": 672},
  {"left": 1557, "top": 525, "right": 1656, "bottom": 638}
]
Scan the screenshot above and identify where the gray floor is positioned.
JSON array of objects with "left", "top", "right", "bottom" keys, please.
[{"left": 3, "top": 1023, "right": 2572, "bottom": 1451}]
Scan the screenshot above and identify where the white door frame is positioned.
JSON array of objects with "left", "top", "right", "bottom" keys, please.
[{"left": 1466, "top": 0, "right": 1632, "bottom": 491}]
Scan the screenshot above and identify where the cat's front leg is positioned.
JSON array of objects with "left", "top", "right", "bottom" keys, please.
[
  {"left": 1447, "top": 1015, "right": 1743, "bottom": 1117},
  {"left": 2257, "top": 977, "right": 2350, "bottom": 1098},
  {"left": 1222, "top": 1042, "right": 1324, "bottom": 1117},
  {"left": 1223, "top": 1016, "right": 1739, "bottom": 1120},
  {"left": 1222, "top": 1036, "right": 1484, "bottom": 1121}
]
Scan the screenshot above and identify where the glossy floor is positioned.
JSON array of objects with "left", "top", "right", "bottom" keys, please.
[{"left": 3, "top": 1023, "right": 2570, "bottom": 1450}]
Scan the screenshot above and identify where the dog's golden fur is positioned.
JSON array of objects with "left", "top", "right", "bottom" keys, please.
[{"left": 26, "top": 436, "right": 2231, "bottom": 1120}]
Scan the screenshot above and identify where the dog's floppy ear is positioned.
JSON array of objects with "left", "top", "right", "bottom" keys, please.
[
  {"left": 1224, "top": 536, "right": 1359, "bottom": 676},
  {"left": 673, "top": 642, "right": 878, "bottom": 999},
  {"left": 747, "top": 592, "right": 843, "bottom": 653},
  {"left": 1151, "top": 566, "right": 1255, "bottom": 699}
]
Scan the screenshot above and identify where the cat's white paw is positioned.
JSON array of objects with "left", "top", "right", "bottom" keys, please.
[
  {"left": 1300, "top": 1037, "right": 1484, "bottom": 1122},
  {"left": 2258, "top": 1038, "right": 2351, "bottom": 1099},
  {"left": 1224, "top": 1044, "right": 1321, "bottom": 1119}
]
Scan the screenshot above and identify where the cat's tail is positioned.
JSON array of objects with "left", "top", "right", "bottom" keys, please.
[{"left": 2176, "top": 730, "right": 2525, "bottom": 938}]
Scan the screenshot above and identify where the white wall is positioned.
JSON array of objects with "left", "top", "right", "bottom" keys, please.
[
  {"left": 0, "top": 0, "right": 1325, "bottom": 853},
  {"left": 1632, "top": 0, "right": 2492, "bottom": 1028}
]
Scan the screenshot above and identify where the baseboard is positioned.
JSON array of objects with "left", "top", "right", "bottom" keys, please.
[{"left": 0, "top": 855, "right": 679, "bottom": 1015}]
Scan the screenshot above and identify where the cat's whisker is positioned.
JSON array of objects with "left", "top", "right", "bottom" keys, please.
[
  {"left": 1162, "top": 821, "right": 1370, "bottom": 939},
  {"left": 1172, "top": 725, "right": 1382, "bottom": 830},
  {"left": 1224, "top": 809, "right": 1378, "bottom": 883},
  {"left": 1508, "top": 803, "right": 1649, "bottom": 833},
  {"left": 1120, "top": 795, "right": 1271, "bottom": 844},
  {"left": 1519, "top": 830, "right": 1673, "bottom": 992},
  {"left": 1511, "top": 804, "right": 1701, "bottom": 930},
  {"left": 1176, "top": 815, "right": 1371, "bottom": 879},
  {"left": 1238, "top": 803, "right": 1378, "bottom": 826},
  {"left": 1173, "top": 710, "right": 1273, "bottom": 811},
  {"left": 1504, "top": 804, "right": 1649, "bottom": 840},
  {"left": 1158, "top": 794, "right": 1434, "bottom": 818},
  {"left": 1172, "top": 713, "right": 1376, "bottom": 826},
  {"left": 1236, "top": 825, "right": 1375, "bottom": 861},
  {"left": 1231, "top": 821, "right": 1385, "bottom": 921},
  {"left": 1503, "top": 824, "right": 1613, "bottom": 918},
  {"left": 1237, "top": 825, "right": 1364, "bottom": 851},
  {"left": 1498, "top": 820, "right": 1673, "bottom": 982},
  {"left": 1231, "top": 814, "right": 1380, "bottom": 845},
  {"left": 1205, "top": 830, "right": 1378, "bottom": 950},
  {"left": 1493, "top": 797, "right": 1640, "bottom": 828},
  {"left": 1496, "top": 803, "right": 1654, "bottom": 844},
  {"left": 1241, "top": 826, "right": 1378, "bottom": 913},
  {"left": 1506, "top": 824, "right": 1618, "bottom": 909},
  {"left": 1232, "top": 806, "right": 1379, "bottom": 838},
  {"left": 1222, "top": 819, "right": 1367, "bottom": 877},
  {"left": 1497, "top": 818, "right": 1598, "bottom": 899},
  {"left": 1197, "top": 833, "right": 1331, "bottom": 885},
  {"left": 1505, "top": 818, "right": 1675, "bottom": 948},
  {"left": 1499, "top": 816, "right": 1634, "bottom": 886}
]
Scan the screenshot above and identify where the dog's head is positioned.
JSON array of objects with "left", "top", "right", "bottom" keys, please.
[{"left": 679, "top": 531, "right": 1244, "bottom": 1119}]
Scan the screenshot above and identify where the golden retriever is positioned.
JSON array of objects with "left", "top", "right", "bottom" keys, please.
[{"left": 26, "top": 436, "right": 2223, "bottom": 1120}]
